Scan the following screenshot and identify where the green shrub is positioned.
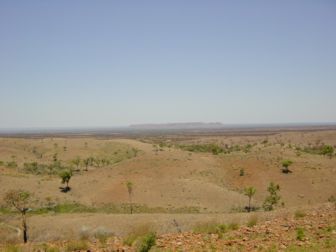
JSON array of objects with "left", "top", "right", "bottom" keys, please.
[
  {"left": 239, "top": 168, "right": 245, "bottom": 176},
  {"left": 320, "top": 145, "right": 334, "bottom": 157},
  {"left": 263, "top": 182, "right": 281, "bottom": 211},
  {"left": 281, "top": 159, "right": 293, "bottom": 173},
  {"left": 296, "top": 227, "right": 305, "bottom": 241},
  {"left": 136, "top": 232, "right": 156, "bottom": 252}
]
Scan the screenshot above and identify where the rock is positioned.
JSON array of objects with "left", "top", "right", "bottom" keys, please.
[{"left": 280, "top": 244, "right": 287, "bottom": 249}]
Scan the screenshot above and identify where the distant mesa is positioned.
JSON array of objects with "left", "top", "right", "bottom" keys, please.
[{"left": 128, "top": 122, "right": 224, "bottom": 130}]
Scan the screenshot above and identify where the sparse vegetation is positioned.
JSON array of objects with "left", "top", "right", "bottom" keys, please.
[
  {"left": 65, "top": 240, "right": 88, "bottom": 252},
  {"left": 296, "top": 144, "right": 334, "bottom": 158},
  {"left": 0, "top": 132, "right": 335, "bottom": 250}
]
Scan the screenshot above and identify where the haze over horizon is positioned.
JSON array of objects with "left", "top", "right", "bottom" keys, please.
[{"left": 1, "top": 1, "right": 336, "bottom": 128}]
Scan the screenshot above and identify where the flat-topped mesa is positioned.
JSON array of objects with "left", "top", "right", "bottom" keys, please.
[{"left": 129, "top": 122, "right": 224, "bottom": 130}]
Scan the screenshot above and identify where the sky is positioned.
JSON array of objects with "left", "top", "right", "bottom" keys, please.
[{"left": 0, "top": 0, "right": 335, "bottom": 128}]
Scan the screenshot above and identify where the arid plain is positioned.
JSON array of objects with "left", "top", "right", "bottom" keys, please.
[{"left": 0, "top": 128, "right": 335, "bottom": 251}]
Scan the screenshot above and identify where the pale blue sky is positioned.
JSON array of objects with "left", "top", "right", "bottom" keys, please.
[{"left": 0, "top": 1, "right": 335, "bottom": 128}]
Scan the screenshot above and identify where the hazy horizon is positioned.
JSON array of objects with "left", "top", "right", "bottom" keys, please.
[{"left": 1, "top": 1, "right": 336, "bottom": 128}]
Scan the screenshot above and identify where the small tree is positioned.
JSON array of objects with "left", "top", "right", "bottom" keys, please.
[
  {"left": 83, "top": 158, "right": 90, "bottom": 171},
  {"left": 244, "top": 187, "right": 256, "bottom": 212},
  {"left": 126, "top": 181, "right": 133, "bottom": 214},
  {"left": 72, "top": 157, "right": 81, "bottom": 171},
  {"left": 4, "top": 190, "right": 32, "bottom": 243},
  {"left": 281, "top": 159, "right": 293, "bottom": 173},
  {"left": 263, "top": 182, "right": 281, "bottom": 211},
  {"left": 59, "top": 170, "right": 72, "bottom": 192}
]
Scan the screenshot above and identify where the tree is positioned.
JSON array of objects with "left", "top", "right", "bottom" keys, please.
[
  {"left": 83, "top": 158, "right": 90, "bottom": 171},
  {"left": 281, "top": 159, "right": 293, "bottom": 173},
  {"left": 4, "top": 190, "right": 32, "bottom": 243},
  {"left": 244, "top": 187, "right": 256, "bottom": 212},
  {"left": 126, "top": 181, "right": 133, "bottom": 214},
  {"left": 59, "top": 170, "right": 72, "bottom": 192},
  {"left": 72, "top": 157, "right": 81, "bottom": 171},
  {"left": 263, "top": 182, "right": 281, "bottom": 211}
]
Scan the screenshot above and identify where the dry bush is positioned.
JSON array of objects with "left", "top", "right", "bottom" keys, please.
[
  {"left": 65, "top": 240, "right": 88, "bottom": 252},
  {"left": 247, "top": 215, "right": 258, "bottom": 227}
]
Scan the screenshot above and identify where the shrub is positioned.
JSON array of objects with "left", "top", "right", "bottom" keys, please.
[
  {"left": 94, "top": 227, "right": 112, "bottom": 245},
  {"left": 281, "top": 160, "right": 293, "bottom": 173},
  {"left": 79, "top": 226, "right": 90, "bottom": 240},
  {"left": 193, "top": 221, "right": 227, "bottom": 235},
  {"left": 294, "top": 210, "right": 306, "bottom": 219},
  {"left": 228, "top": 222, "right": 239, "bottom": 230},
  {"left": 328, "top": 195, "right": 336, "bottom": 203},
  {"left": 247, "top": 216, "right": 258, "bottom": 227},
  {"left": 296, "top": 227, "right": 305, "bottom": 241},
  {"left": 239, "top": 168, "right": 245, "bottom": 176},
  {"left": 320, "top": 145, "right": 334, "bottom": 157},
  {"left": 6, "top": 161, "right": 17, "bottom": 168},
  {"left": 36, "top": 244, "right": 60, "bottom": 252},
  {"left": 263, "top": 182, "right": 281, "bottom": 211},
  {"left": 65, "top": 240, "right": 88, "bottom": 252},
  {"left": 136, "top": 232, "right": 156, "bottom": 252},
  {"left": 123, "top": 224, "right": 154, "bottom": 246}
]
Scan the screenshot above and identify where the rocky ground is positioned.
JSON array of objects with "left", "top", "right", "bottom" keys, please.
[
  {"left": 156, "top": 204, "right": 336, "bottom": 251},
  {"left": 2, "top": 203, "right": 335, "bottom": 251}
]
